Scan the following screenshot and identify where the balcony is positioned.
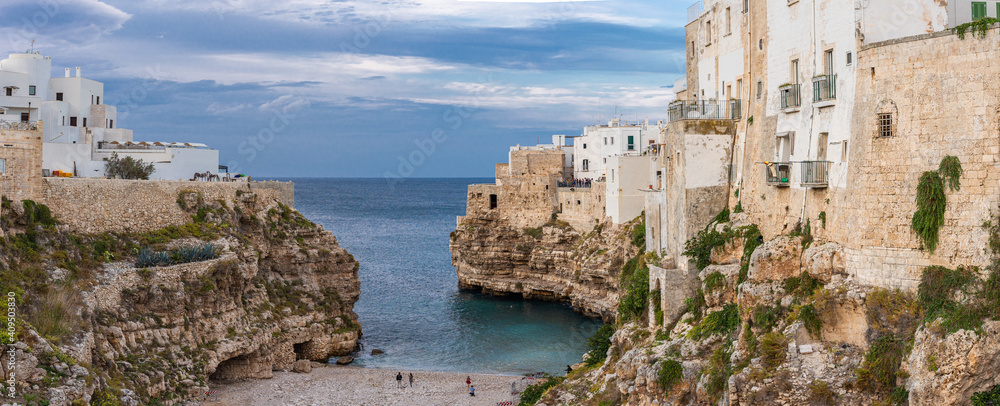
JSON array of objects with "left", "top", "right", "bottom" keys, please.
[
  {"left": 800, "top": 161, "right": 831, "bottom": 188},
  {"left": 668, "top": 100, "right": 741, "bottom": 122},
  {"left": 764, "top": 162, "right": 791, "bottom": 187},
  {"left": 812, "top": 75, "right": 836, "bottom": 104},
  {"left": 779, "top": 84, "right": 801, "bottom": 110}
]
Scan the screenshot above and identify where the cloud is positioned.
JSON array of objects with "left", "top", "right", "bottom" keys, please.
[
  {"left": 206, "top": 101, "right": 254, "bottom": 115},
  {"left": 258, "top": 95, "right": 311, "bottom": 113},
  {"left": 0, "top": 0, "right": 131, "bottom": 50}
]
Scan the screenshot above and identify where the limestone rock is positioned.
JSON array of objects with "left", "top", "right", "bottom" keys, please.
[
  {"left": 801, "top": 242, "right": 845, "bottom": 283},
  {"left": 336, "top": 356, "right": 355, "bottom": 365},
  {"left": 906, "top": 320, "right": 1000, "bottom": 406},
  {"left": 371, "top": 349, "right": 384, "bottom": 355},
  {"left": 747, "top": 236, "right": 804, "bottom": 282},
  {"left": 292, "top": 359, "right": 312, "bottom": 373}
]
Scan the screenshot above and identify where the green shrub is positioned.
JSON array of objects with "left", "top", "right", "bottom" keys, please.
[
  {"left": 911, "top": 171, "right": 947, "bottom": 253},
  {"left": 618, "top": 265, "right": 650, "bottom": 321},
  {"left": 808, "top": 379, "right": 836, "bottom": 406},
  {"left": 752, "top": 304, "right": 783, "bottom": 332},
  {"left": 714, "top": 208, "right": 731, "bottom": 224},
  {"left": 704, "top": 272, "right": 726, "bottom": 294},
  {"left": 585, "top": 324, "right": 615, "bottom": 366},
  {"left": 632, "top": 219, "right": 646, "bottom": 248},
  {"left": 972, "top": 384, "right": 1000, "bottom": 406},
  {"left": 524, "top": 227, "right": 543, "bottom": 240},
  {"left": 684, "top": 289, "right": 706, "bottom": 321},
  {"left": 760, "top": 332, "right": 787, "bottom": 370},
  {"left": 797, "top": 303, "right": 822, "bottom": 339},
  {"left": 818, "top": 211, "right": 827, "bottom": 229},
  {"left": 856, "top": 334, "right": 905, "bottom": 393},
  {"left": 658, "top": 359, "right": 684, "bottom": 392},
  {"left": 517, "top": 376, "right": 565, "bottom": 406},
  {"left": 689, "top": 303, "right": 739, "bottom": 340},
  {"left": 104, "top": 152, "right": 155, "bottom": 180},
  {"left": 22, "top": 200, "right": 55, "bottom": 228},
  {"left": 136, "top": 243, "right": 218, "bottom": 268},
  {"left": 783, "top": 271, "right": 821, "bottom": 299},
  {"left": 90, "top": 387, "right": 121, "bottom": 406},
  {"left": 918, "top": 265, "right": 988, "bottom": 333}
]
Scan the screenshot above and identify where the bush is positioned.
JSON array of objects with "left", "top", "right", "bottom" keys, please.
[
  {"left": 585, "top": 324, "right": 615, "bottom": 366},
  {"left": 797, "top": 303, "right": 823, "bottom": 339},
  {"left": 22, "top": 200, "right": 55, "bottom": 228},
  {"left": 136, "top": 243, "right": 218, "bottom": 268},
  {"left": 618, "top": 260, "right": 650, "bottom": 321},
  {"left": 518, "top": 376, "right": 565, "bottom": 406},
  {"left": 783, "top": 271, "right": 822, "bottom": 299},
  {"left": 632, "top": 219, "right": 646, "bottom": 248},
  {"left": 752, "top": 304, "right": 783, "bottom": 332},
  {"left": 972, "top": 384, "right": 1000, "bottom": 406},
  {"left": 704, "top": 272, "right": 726, "bottom": 294},
  {"left": 684, "top": 289, "right": 706, "bottom": 321},
  {"left": 911, "top": 171, "right": 947, "bottom": 253},
  {"left": 808, "top": 379, "right": 836, "bottom": 406},
  {"left": 760, "top": 332, "right": 787, "bottom": 370},
  {"left": 856, "top": 334, "right": 905, "bottom": 393},
  {"left": 658, "top": 359, "right": 684, "bottom": 392},
  {"left": 689, "top": 303, "right": 739, "bottom": 340},
  {"left": 105, "top": 152, "right": 155, "bottom": 180}
]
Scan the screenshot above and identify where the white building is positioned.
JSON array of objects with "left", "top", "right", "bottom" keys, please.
[
  {"left": 0, "top": 52, "right": 220, "bottom": 180},
  {"left": 606, "top": 154, "right": 654, "bottom": 224},
  {"left": 572, "top": 118, "right": 660, "bottom": 181}
]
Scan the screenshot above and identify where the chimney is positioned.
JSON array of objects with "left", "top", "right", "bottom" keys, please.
[
  {"left": 75, "top": 67, "right": 81, "bottom": 77},
  {"left": 64, "top": 68, "right": 70, "bottom": 77}
]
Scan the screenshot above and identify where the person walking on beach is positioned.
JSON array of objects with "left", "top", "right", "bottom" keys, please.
[
  {"left": 396, "top": 372, "right": 403, "bottom": 389},
  {"left": 466, "top": 376, "right": 471, "bottom": 389},
  {"left": 408, "top": 372, "right": 414, "bottom": 388},
  {"left": 469, "top": 385, "right": 476, "bottom": 397}
]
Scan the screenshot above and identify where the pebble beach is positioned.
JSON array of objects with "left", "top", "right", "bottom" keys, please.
[{"left": 204, "top": 366, "right": 533, "bottom": 406}]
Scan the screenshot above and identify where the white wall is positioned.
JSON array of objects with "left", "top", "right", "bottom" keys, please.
[
  {"left": 152, "top": 148, "right": 220, "bottom": 181},
  {"left": 573, "top": 122, "right": 655, "bottom": 180},
  {"left": 606, "top": 155, "right": 653, "bottom": 224},
  {"left": 49, "top": 77, "right": 103, "bottom": 127}
]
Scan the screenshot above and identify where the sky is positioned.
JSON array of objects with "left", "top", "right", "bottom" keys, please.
[{"left": 1, "top": 0, "right": 689, "bottom": 178}]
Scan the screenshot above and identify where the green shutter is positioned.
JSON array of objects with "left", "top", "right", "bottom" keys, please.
[
  {"left": 972, "top": 2, "right": 987, "bottom": 20},
  {"left": 997, "top": 2, "right": 999, "bottom": 18},
  {"left": 627, "top": 135, "right": 634, "bottom": 150}
]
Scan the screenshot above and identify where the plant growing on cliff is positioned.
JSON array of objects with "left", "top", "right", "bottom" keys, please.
[
  {"left": 657, "top": 359, "right": 684, "bottom": 392},
  {"left": 911, "top": 156, "right": 962, "bottom": 253},
  {"left": 618, "top": 259, "right": 650, "bottom": 321},
  {"left": 954, "top": 17, "right": 1000, "bottom": 39},
  {"left": 688, "top": 303, "right": 739, "bottom": 340},
  {"left": 856, "top": 334, "right": 906, "bottom": 394},
  {"left": 517, "top": 375, "right": 565, "bottom": 406},
  {"left": 585, "top": 324, "right": 615, "bottom": 366},
  {"left": 104, "top": 152, "right": 155, "bottom": 180},
  {"left": 818, "top": 211, "right": 827, "bottom": 229},
  {"left": 631, "top": 217, "right": 646, "bottom": 248},
  {"left": 973, "top": 384, "right": 1000, "bottom": 405}
]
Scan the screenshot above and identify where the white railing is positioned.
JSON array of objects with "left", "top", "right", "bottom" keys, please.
[{"left": 687, "top": 0, "right": 705, "bottom": 23}]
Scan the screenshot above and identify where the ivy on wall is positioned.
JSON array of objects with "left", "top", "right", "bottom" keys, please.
[{"left": 910, "top": 156, "right": 962, "bottom": 253}]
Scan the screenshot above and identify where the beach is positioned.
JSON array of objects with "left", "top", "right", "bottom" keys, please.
[{"left": 204, "top": 365, "right": 535, "bottom": 406}]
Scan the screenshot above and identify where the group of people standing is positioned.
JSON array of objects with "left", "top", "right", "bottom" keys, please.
[{"left": 394, "top": 372, "right": 414, "bottom": 389}]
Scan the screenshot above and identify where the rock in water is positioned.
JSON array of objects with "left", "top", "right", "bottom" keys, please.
[
  {"left": 336, "top": 356, "right": 355, "bottom": 365},
  {"left": 371, "top": 349, "right": 384, "bottom": 355},
  {"left": 293, "top": 360, "right": 312, "bottom": 373}
]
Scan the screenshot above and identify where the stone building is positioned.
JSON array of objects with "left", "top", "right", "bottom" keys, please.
[{"left": 0, "top": 122, "right": 43, "bottom": 202}]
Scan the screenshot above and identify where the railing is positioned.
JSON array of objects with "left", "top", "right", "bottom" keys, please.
[
  {"left": 668, "top": 100, "right": 741, "bottom": 121},
  {"left": 800, "top": 161, "right": 831, "bottom": 187},
  {"left": 812, "top": 75, "right": 836, "bottom": 102},
  {"left": 764, "top": 162, "right": 791, "bottom": 187},
  {"left": 0, "top": 121, "right": 37, "bottom": 130},
  {"left": 557, "top": 179, "right": 592, "bottom": 188},
  {"left": 687, "top": 0, "right": 705, "bottom": 24},
  {"left": 97, "top": 141, "right": 166, "bottom": 151},
  {"left": 779, "top": 84, "right": 801, "bottom": 109}
]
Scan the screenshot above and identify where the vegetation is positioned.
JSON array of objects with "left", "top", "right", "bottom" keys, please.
[
  {"left": 818, "top": 211, "right": 827, "bottom": 229},
  {"left": 683, "top": 289, "right": 706, "bottom": 321},
  {"left": 688, "top": 303, "right": 739, "bottom": 340},
  {"left": 703, "top": 272, "right": 726, "bottom": 294},
  {"left": 618, "top": 255, "right": 650, "bottom": 321},
  {"left": 517, "top": 376, "right": 565, "bottom": 406},
  {"left": 760, "top": 332, "right": 787, "bottom": 370},
  {"left": 135, "top": 243, "right": 219, "bottom": 268},
  {"left": 783, "top": 271, "right": 822, "bottom": 299},
  {"left": 856, "top": 334, "right": 906, "bottom": 394},
  {"left": 911, "top": 156, "right": 962, "bottom": 253},
  {"left": 585, "top": 324, "right": 615, "bottom": 366},
  {"left": 954, "top": 17, "right": 1000, "bottom": 39},
  {"left": 972, "top": 384, "right": 1000, "bottom": 405},
  {"left": 657, "top": 359, "right": 684, "bottom": 392},
  {"left": 917, "top": 264, "right": 1000, "bottom": 333},
  {"left": 104, "top": 152, "right": 155, "bottom": 180},
  {"left": 797, "top": 303, "right": 823, "bottom": 338},
  {"left": 523, "top": 226, "right": 543, "bottom": 240},
  {"left": 632, "top": 217, "right": 646, "bottom": 248},
  {"left": 752, "top": 304, "right": 784, "bottom": 332},
  {"left": 808, "top": 379, "right": 837, "bottom": 406}
]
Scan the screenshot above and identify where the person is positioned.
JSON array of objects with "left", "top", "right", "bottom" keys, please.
[
  {"left": 466, "top": 376, "right": 471, "bottom": 388},
  {"left": 396, "top": 372, "right": 403, "bottom": 389},
  {"left": 408, "top": 372, "right": 414, "bottom": 388},
  {"left": 566, "top": 365, "right": 572, "bottom": 374},
  {"left": 469, "top": 385, "right": 476, "bottom": 397}
]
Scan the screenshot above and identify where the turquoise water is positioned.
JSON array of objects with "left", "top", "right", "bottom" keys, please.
[{"left": 278, "top": 178, "right": 602, "bottom": 375}]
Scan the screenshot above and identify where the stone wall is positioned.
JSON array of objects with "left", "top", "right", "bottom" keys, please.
[
  {"left": 829, "top": 28, "right": 1000, "bottom": 288},
  {"left": 556, "top": 182, "right": 606, "bottom": 232},
  {"left": 0, "top": 124, "right": 43, "bottom": 202},
  {"left": 39, "top": 178, "right": 294, "bottom": 234},
  {"left": 460, "top": 148, "right": 567, "bottom": 230}
]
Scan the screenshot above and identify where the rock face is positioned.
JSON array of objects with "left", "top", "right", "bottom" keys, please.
[
  {"left": 0, "top": 190, "right": 360, "bottom": 405},
  {"left": 450, "top": 216, "right": 643, "bottom": 320}
]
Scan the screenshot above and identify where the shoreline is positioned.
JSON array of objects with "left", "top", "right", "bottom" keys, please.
[{"left": 203, "top": 364, "right": 546, "bottom": 406}]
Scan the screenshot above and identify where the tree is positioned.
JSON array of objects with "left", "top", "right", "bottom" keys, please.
[{"left": 105, "top": 152, "right": 155, "bottom": 180}]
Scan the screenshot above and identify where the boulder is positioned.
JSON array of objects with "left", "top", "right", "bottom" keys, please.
[
  {"left": 292, "top": 359, "right": 312, "bottom": 373},
  {"left": 336, "top": 356, "right": 355, "bottom": 365},
  {"left": 801, "top": 242, "right": 845, "bottom": 283},
  {"left": 747, "top": 236, "right": 804, "bottom": 282},
  {"left": 371, "top": 349, "right": 384, "bottom": 356}
]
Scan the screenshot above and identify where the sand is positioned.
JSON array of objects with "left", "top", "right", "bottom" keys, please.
[{"left": 203, "top": 366, "right": 538, "bottom": 406}]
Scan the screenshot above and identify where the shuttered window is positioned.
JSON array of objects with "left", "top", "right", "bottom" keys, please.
[{"left": 972, "top": 2, "right": 987, "bottom": 20}]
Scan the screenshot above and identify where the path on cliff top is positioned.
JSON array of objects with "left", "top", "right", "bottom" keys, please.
[{"left": 204, "top": 366, "right": 525, "bottom": 406}]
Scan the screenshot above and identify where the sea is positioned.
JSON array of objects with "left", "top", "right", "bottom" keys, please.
[{"left": 270, "top": 177, "right": 603, "bottom": 375}]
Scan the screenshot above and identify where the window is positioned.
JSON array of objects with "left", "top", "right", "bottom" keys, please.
[
  {"left": 824, "top": 49, "right": 834, "bottom": 74},
  {"left": 756, "top": 79, "right": 762, "bottom": 99},
  {"left": 582, "top": 143, "right": 587, "bottom": 149},
  {"left": 817, "top": 132, "right": 828, "bottom": 161},
  {"left": 691, "top": 41, "right": 695, "bottom": 57},
  {"left": 582, "top": 159, "right": 590, "bottom": 171},
  {"left": 610, "top": 137, "right": 614, "bottom": 145},
  {"left": 878, "top": 113, "right": 893, "bottom": 137},
  {"left": 706, "top": 21, "right": 712, "bottom": 44},
  {"left": 489, "top": 194, "right": 498, "bottom": 209},
  {"left": 603, "top": 137, "right": 607, "bottom": 145},
  {"left": 55, "top": 92, "right": 63, "bottom": 101},
  {"left": 736, "top": 79, "right": 743, "bottom": 100},
  {"left": 83, "top": 118, "right": 87, "bottom": 127},
  {"left": 726, "top": 7, "right": 732, "bottom": 35},
  {"left": 91, "top": 95, "right": 94, "bottom": 104},
  {"left": 20, "top": 113, "right": 28, "bottom": 122},
  {"left": 611, "top": 169, "right": 615, "bottom": 181},
  {"left": 0, "top": 158, "right": 5, "bottom": 174},
  {"left": 70, "top": 117, "right": 77, "bottom": 126},
  {"left": 96, "top": 96, "right": 100, "bottom": 104},
  {"left": 972, "top": 2, "right": 987, "bottom": 20},
  {"left": 744, "top": 0, "right": 749, "bottom": 12},
  {"left": 776, "top": 131, "right": 794, "bottom": 161},
  {"left": 61, "top": 116, "right": 65, "bottom": 125},
  {"left": 110, "top": 119, "right": 113, "bottom": 128},
  {"left": 28, "top": 85, "right": 35, "bottom": 96},
  {"left": 627, "top": 135, "right": 635, "bottom": 151},
  {"left": 841, "top": 140, "right": 849, "bottom": 162},
  {"left": 4, "top": 88, "right": 11, "bottom": 96}
]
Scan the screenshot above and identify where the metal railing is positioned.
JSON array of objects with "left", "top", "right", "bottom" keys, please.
[
  {"left": 800, "top": 161, "right": 831, "bottom": 187},
  {"left": 687, "top": 0, "right": 704, "bottom": 24},
  {"left": 668, "top": 100, "right": 741, "bottom": 121},
  {"left": 557, "top": 179, "right": 592, "bottom": 188},
  {"left": 764, "top": 162, "right": 791, "bottom": 187},
  {"left": 812, "top": 75, "right": 836, "bottom": 102},
  {"left": 779, "top": 84, "right": 801, "bottom": 109},
  {"left": 97, "top": 141, "right": 166, "bottom": 151}
]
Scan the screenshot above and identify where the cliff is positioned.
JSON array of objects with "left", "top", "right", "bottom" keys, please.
[
  {"left": 0, "top": 186, "right": 359, "bottom": 405},
  {"left": 450, "top": 215, "right": 645, "bottom": 320}
]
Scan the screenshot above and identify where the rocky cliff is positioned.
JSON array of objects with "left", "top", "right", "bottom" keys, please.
[
  {"left": 450, "top": 214, "right": 645, "bottom": 320},
  {"left": 0, "top": 189, "right": 359, "bottom": 405},
  {"left": 530, "top": 213, "right": 1000, "bottom": 406}
]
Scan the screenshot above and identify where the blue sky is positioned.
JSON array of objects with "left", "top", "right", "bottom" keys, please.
[{"left": 1, "top": 0, "right": 688, "bottom": 178}]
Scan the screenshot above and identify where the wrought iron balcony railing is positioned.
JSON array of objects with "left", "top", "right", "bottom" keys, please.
[
  {"left": 668, "top": 100, "right": 741, "bottom": 121},
  {"left": 764, "top": 162, "right": 791, "bottom": 187},
  {"left": 779, "top": 84, "right": 801, "bottom": 109},
  {"left": 812, "top": 75, "right": 836, "bottom": 103},
  {"left": 800, "top": 161, "right": 831, "bottom": 188}
]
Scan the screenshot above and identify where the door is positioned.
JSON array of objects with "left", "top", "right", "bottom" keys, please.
[{"left": 817, "top": 133, "right": 828, "bottom": 161}]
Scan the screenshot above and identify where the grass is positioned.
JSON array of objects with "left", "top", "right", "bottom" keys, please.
[
  {"left": 760, "top": 332, "right": 787, "bottom": 370},
  {"left": 657, "top": 359, "right": 683, "bottom": 392}
]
